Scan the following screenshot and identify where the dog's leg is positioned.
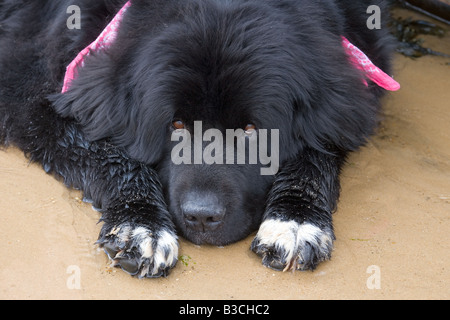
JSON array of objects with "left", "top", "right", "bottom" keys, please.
[
  {"left": 251, "top": 148, "right": 345, "bottom": 271},
  {"left": 22, "top": 116, "right": 178, "bottom": 278}
]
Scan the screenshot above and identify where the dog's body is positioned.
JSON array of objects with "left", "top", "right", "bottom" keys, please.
[{"left": 0, "top": 0, "right": 396, "bottom": 277}]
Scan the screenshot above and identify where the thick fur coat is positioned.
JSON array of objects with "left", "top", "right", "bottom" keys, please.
[{"left": 0, "top": 0, "right": 395, "bottom": 277}]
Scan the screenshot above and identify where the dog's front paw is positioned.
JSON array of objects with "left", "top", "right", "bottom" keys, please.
[
  {"left": 97, "top": 223, "right": 179, "bottom": 278},
  {"left": 251, "top": 219, "right": 335, "bottom": 271}
]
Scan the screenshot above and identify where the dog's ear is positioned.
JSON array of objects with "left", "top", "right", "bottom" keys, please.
[
  {"left": 290, "top": 44, "right": 381, "bottom": 155},
  {"left": 50, "top": 54, "right": 169, "bottom": 165}
]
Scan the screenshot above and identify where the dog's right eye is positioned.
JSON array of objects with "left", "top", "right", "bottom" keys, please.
[{"left": 172, "top": 120, "right": 185, "bottom": 130}]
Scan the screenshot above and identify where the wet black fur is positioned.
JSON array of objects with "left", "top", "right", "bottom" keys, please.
[{"left": 0, "top": 0, "right": 395, "bottom": 275}]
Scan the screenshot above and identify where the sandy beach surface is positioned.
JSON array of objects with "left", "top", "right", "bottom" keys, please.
[{"left": 0, "top": 8, "right": 449, "bottom": 300}]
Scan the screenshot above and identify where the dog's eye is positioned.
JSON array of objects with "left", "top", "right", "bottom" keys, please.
[
  {"left": 172, "top": 120, "right": 185, "bottom": 130},
  {"left": 245, "top": 124, "right": 257, "bottom": 135}
]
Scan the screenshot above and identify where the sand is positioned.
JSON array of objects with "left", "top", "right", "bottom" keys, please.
[{"left": 0, "top": 9, "right": 449, "bottom": 300}]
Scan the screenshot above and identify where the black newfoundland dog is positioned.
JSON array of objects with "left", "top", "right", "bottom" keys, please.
[{"left": 0, "top": 0, "right": 399, "bottom": 278}]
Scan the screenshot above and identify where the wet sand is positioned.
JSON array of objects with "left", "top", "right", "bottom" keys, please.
[{"left": 0, "top": 8, "right": 449, "bottom": 299}]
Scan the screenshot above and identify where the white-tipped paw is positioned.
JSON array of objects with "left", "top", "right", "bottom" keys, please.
[
  {"left": 97, "top": 223, "right": 179, "bottom": 278},
  {"left": 251, "top": 219, "right": 334, "bottom": 271}
]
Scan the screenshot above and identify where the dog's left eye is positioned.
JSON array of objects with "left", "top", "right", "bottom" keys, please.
[{"left": 245, "top": 124, "right": 257, "bottom": 135}]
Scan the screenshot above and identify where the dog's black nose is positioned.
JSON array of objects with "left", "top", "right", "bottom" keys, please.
[{"left": 181, "top": 192, "right": 225, "bottom": 232}]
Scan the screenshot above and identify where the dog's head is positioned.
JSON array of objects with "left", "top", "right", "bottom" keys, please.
[{"left": 52, "top": 1, "right": 383, "bottom": 245}]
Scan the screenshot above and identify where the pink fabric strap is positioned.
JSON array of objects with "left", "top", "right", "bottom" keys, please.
[
  {"left": 62, "top": 2, "right": 400, "bottom": 93},
  {"left": 341, "top": 36, "right": 400, "bottom": 91},
  {"left": 62, "top": 1, "right": 132, "bottom": 93}
]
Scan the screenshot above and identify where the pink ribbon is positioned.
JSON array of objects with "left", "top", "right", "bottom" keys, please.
[
  {"left": 341, "top": 36, "right": 400, "bottom": 91},
  {"left": 62, "top": 1, "right": 131, "bottom": 93}
]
